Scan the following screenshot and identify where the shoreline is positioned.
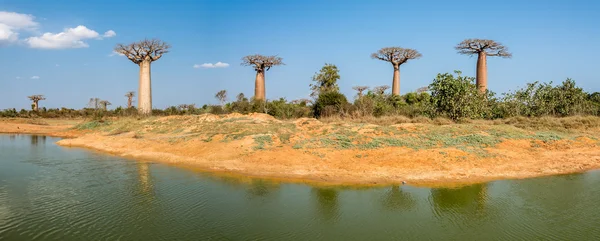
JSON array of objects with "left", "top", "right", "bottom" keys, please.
[{"left": 2, "top": 116, "right": 600, "bottom": 187}]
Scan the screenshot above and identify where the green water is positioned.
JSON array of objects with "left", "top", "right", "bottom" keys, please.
[{"left": 1, "top": 134, "right": 599, "bottom": 240}]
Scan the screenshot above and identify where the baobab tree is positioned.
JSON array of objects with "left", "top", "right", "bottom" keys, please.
[
  {"left": 371, "top": 47, "right": 422, "bottom": 96},
  {"left": 88, "top": 98, "right": 101, "bottom": 109},
  {"left": 125, "top": 91, "right": 135, "bottom": 108},
  {"left": 27, "top": 95, "right": 45, "bottom": 111},
  {"left": 373, "top": 85, "right": 390, "bottom": 95},
  {"left": 353, "top": 86, "right": 369, "bottom": 98},
  {"left": 114, "top": 39, "right": 171, "bottom": 115},
  {"left": 455, "top": 39, "right": 512, "bottom": 93},
  {"left": 241, "top": 54, "right": 284, "bottom": 100},
  {"left": 98, "top": 100, "right": 111, "bottom": 111},
  {"left": 215, "top": 90, "right": 227, "bottom": 106}
]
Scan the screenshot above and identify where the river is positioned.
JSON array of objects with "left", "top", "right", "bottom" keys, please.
[{"left": 1, "top": 134, "right": 599, "bottom": 240}]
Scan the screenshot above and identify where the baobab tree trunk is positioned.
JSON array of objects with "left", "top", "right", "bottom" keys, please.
[
  {"left": 127, "top": 97, "right": 133, "bottom": 108},
  {"left": 138, "top": 60, "right": 152, "bottom": 115},
  {"left": 476, "top": 52, "right": 487, "bottom": 93},
  {"left": 254, "top": 71, "right": 266, "bottom": 101},
  {"left": 392, "top": 64, "right": 400, "bottom": 95},
  {"left": 32, "top": 101, "right": 38, "bottom": 111}
]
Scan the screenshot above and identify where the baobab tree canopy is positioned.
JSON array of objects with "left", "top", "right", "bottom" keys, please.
[
  {"left": 371, "top": 47, "right": 422, "bottom": 65},
  {"left": 114, "top": 39, "right": 171, "bottom": 65},
  {"left": 27, "top": 95, "right": 45, "bottom": 102},
  {"left": 455, "top": 39, "right": 512, "bottom": 58},
  {"left": 241, "top": 54, "right": 284, "bottom": 72}
]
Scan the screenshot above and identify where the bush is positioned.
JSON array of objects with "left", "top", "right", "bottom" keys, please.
[
  {"left": 429, "top": 71, "right": 493, "bottom": 120},
  {"left": 313, "top": 91, "right": 348, "bottom": 118}
]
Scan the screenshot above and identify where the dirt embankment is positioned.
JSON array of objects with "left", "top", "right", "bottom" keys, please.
[{"left": 2, "top": 115, "right": 600, "bottom": 186}]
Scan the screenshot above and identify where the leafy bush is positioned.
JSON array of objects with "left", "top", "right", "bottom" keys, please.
[{"left": 313, "top": 91, "right": 348, "bottom": 118}]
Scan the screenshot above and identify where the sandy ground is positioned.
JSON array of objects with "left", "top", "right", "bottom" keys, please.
[{"left": 2, "top": 116, "right": 600, "bottom": 186}]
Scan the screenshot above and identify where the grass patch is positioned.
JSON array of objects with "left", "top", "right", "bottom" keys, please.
[
  {"left": 253, "top": 135, "right": 273, "bottom": 150},
  {"left": 75, "top": 120, "right": 110, "bottom": 130}
]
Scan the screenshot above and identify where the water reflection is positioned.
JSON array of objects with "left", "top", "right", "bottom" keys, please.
[
  {"left": 137, "top": 162, "right": 153, "bottom": 195},
  {"left": 429, "top": 183, "right": 488, "bottom": 217},
  {"left": 380, "top": 185, "right": 416, "bottom": 211},
  {"left": 312, "top": 187, "right": 339, "bottom": 222},
  {"left": 29, "top": 135, "right": 46, "bottom": 146}
]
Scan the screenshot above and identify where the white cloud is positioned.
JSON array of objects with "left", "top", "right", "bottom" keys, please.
[
  {"left": 194, "top": 62, "right": 230, "bottom": 69},
  {"left": 26, "top": 25, "right": 102, "bottom": 49},
  {"left": 102, "top": 30, "right": 116, "bottom": 38},
  {"left": 31, "top": 76, "right": 39, "bottom": 79},
  {"left": 16, "top": 76, "right": 21, "bottom": 79},
  {"left": 0, "top": 11, "right": 38, "bottom": 45},
  {"left": 109, "top": 50, "right": 124, "bottom": 57}
]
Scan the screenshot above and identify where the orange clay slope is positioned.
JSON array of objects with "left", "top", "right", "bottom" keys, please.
[{"left": 2, "top": 114, "right": 590, "bottom": 186}]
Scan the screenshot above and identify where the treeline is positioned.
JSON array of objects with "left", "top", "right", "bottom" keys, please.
[{"left": 2, "top": 70, "right": 599, "bottom": 121}]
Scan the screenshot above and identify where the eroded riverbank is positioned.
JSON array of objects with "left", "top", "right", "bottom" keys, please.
[{"left": 2, "top": 115, "right": 600, "bottom": 186}]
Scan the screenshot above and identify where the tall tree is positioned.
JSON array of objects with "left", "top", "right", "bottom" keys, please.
[
  {"left": 88, "top": 98, "right": 101, "bottom": 109},
  {"left": 310, "top": 63, "right": 341, "bottom": 98},
  {"left": 455, "top": 39, "right": 512, "bottom": 93},
  {"left": 27, "top": 95, "right": 45, "bottom": 111},
  {"left": 115, "top": 39, "right": 170, "bottom": 115},
  {"left": 373, "top": 85, "right": 390, "bottom": 95},
  {"left": 371, "top": 47, "right": 422, "bottom": 96},
  {"left": 98, "top": 100, "right": 111, "bottom": 111},
  {"left": 215, "top": 90, "right": 227, "bottom": 106},
  {"left": 125, "top": 91, "right": 135, "bottom": 108},
  {"left": 241, "top": 54, "right": 284, "bottom": 100}
]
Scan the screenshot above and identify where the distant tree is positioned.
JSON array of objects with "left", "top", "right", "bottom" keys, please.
[
  {"left": 236, "top": 93, "right": 246, "bottom": 102},
  {"left": 373, "top": 85, "right": 391, "bottom": 95},
  {"left": 98, "top": 100, "right": 112, "bottom": 111},
  {"left": 241, "top": 54, "right": 284, "bottom": 100},
  {"left": 455, "top": 39, "right": 512, "bottom": 93},
  {"left": 310, "top": 63, "right": 341, "bottom": 98},
  {"left": 28, "top": 95, "right": 45, "bottom": 111},
  {"left": 115, "top": 39, "right": 171, "bottom": 115},
  {"left": 88, "top": 98, "right": 101, "bottom": 109},
  {"left": 371, "top": 47, "right": 422, "bottom": 95},
  {"left": 215, "top": 90, "right": 227, "bottom": 105},
  {"left": 416, "top": 86, "right": 429, "bottom": 93},
  {"left": 125, "top": 91, "right": 135, "bottom": 108},
  {"left": 353, "top": 86, "right": 369, "bottom": 98}
]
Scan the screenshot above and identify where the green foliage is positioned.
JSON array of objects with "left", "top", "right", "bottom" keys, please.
[
  {"left": 429, "top": 71, "right": 493, "bottom": 120},
  {"left": 310, "top": 63, "right": 340, "bottom": 98},
  {"left": 313, "top": 91, "right": 348, "bottom": 118}
]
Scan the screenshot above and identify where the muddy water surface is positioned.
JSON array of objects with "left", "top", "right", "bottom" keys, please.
[{"left": 1, "top": 134, "right": 599, "bottom": 240}]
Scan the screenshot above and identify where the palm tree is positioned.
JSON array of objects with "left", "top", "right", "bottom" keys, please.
[
  {"left": 455, "top": 39, "right": 512, "bottom": 93},
  {"left": 371, "top": 47, "right": 422, "bottom": 95},
  {"left": 241, "top": 54, "right": 284, "bottom": 100},
  {"left": 114, "top": 39, "right": 170, "bottom": 115}
]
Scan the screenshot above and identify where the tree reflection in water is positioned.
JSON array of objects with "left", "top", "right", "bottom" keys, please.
[
  {"left": 312, "top": 187, "right": 340, "bottom": 222},
  {"left": 429, "top": 183, "right": 489, "bottom": 218},
  {"left": 381, "top": 185, "right": 416, "bottom": 211}
]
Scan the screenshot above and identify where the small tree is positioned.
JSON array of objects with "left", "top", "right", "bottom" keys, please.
[
  {"left": 241, "top": 54, "right": 284, "bottom": 100},
  {"left": 28, "top": 95, "right": 45, "bottom": 111},
  {"left": 373, "top": 85, "right": 390, "bottom": 96},
  {"left": 215, "top": 90, "right": 227, "bottom": 106},
  {"left": 98, "top": 100, "right": 112, "bottom": 111},
  {"left": 371, "top": 47, "right": 422, "bottom": 95},
  {"left": 352, "top": 86, "right": 369, "bottom": 98},
  {"left": 125, "top": 91, "right": 135, "bottom": 108},
  {"left": 429, "top": 71, "right": 492, "bottom": 120},
  {"left": 115, "top": 39, "right": 171, "bottom": 115},
  {"left": 455, "top": 39, "right": 512, "bottom": 93},
  {"left": 310, "top": 63, "right": 341, "bottom": 98}
]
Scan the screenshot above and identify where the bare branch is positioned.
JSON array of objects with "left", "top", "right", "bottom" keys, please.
[
  {"left": 114, "top": 38, "right": 171, "bottom": 65},
  {"left": 125, "top": 91, "right": 135, "bottom": 98},
  {"left": 373, "top": 85, "right": 390, "bottom": 95},
  {"left": 241, "top": 54, "right": 284, "bottom": 72},
  {"left": 27, "top": 95, "right": 46, "bottom": 102},
  {"left": 371, "top": 47, "right": 422, "bottom": 66},
  {"left": 455, "top": 39, "right": 512, "bottom": 58},
  {"left": 353, "top": 86, "right": 369, "bottom": 96}
]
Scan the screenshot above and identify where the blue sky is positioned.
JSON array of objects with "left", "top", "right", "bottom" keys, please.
[{"left": 1, "top": 0, "right": 599, "bottom": 110}]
